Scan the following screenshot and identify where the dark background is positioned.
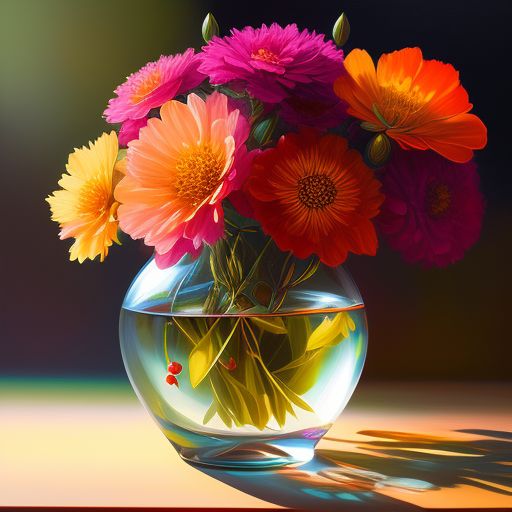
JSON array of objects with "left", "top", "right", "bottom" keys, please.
[{"left": 1, "top": 0, "right": 510, "bottom": 380}]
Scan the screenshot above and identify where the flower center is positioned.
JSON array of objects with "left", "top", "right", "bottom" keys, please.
[
  {"left": 251, "top": 47, "right": 281, "bottom": 65},
  {"left": 130, "top": 69, "right": 162, "bottom": 104},
  {"left": 427, "top": 183, "right": 452, "bottom": 217},
  {"left": 175, "top": 145, "right": 224, "bottom": 206},
  {"left": 378, "top": 84, "right": 427, "bottom": 127},
  {"left": 298, "top": 174, "right": 337, "bottom": 209},
  {"left": 78, "top": 176, "right": 111, "bottom": 216}
]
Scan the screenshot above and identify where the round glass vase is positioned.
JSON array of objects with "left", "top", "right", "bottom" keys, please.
[{"left": 119, "top": 211, "right": 367, "bottom": 469}]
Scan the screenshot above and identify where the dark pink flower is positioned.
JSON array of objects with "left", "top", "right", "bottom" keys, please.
[
  {"left": 104, "top": 49, "right": 206, "bottom": 124},
  {"left": 280, "top": 82, "right": 347, "bottom": 129},
  {"left": 378, "top": 151, "right": 484, "bottom": 267},
  {"left": 118, "top": 117, "right": 148, "bottom": 146},
  {"left": 199, "top": 23, "right": 344, "bottom": 104}
]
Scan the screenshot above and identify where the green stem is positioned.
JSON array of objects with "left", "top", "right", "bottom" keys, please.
[
  {"left": 234, "top": 237, "right": 273, "bottom": 299},
  {"left": 172, "top": 318, "right": 198, "bottom": 346}
]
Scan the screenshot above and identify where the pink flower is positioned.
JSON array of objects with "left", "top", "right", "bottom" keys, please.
[
  {"left": 199, "top": 23, "right": 344, "bottom": 104},
  {"left": 118, "top": 117, "right": 148, "bottom": 146},
  {"left": 280, "top": 82, "right": 348, "bottom": 129},
  {"left": 378, "top": 151, "right": 484, "bottom": 267},
  {"left": 104, "top": 49, "right": 206, "bottom": 144},
  {"left": 115, "top": 92, "right": 256, "bottom": 268}
]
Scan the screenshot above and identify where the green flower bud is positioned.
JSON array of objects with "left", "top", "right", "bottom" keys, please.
[
  {"left": 202, "top": 13, "right": 219, "bottom": 43},
  {"left": 332, "top": 13, "right": 350, "bottom": 47},
  {"left": 252, "top": 114, "right": 279, "bottom": 146},
  {"left": 367, "top": 133, "right": 392, "bottom": 167}
]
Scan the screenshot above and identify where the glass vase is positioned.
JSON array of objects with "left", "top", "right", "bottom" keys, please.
[{"left": 119, "top": 210, "right": 367, "bottom": 468}]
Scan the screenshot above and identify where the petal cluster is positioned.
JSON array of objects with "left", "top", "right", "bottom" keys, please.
[
  {"left": 46, "top": 132, "right": 122, "bottom": 262},
  {"left": 115, "top": 92, "right": 255, "bottom": 268},
  {"left": 104, "top": 49, "right": 206, "bottom": 145},
  {"left": 334, "top": 47, "right": 487, "bottom": 163},
  {"left": 246, "top": 129, "right": 384, "bottom": 266},
  {"left": 200, "top": 23, "right": 344, "bottom": 104},
  {"left": 378, "top": 150, "right": 484, "bottom": 267}
]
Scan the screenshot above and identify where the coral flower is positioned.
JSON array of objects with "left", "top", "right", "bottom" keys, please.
[
  {"left": 104, "top": 49, "right": 206, "bottom": 144},
  {"left": 377, "top": 150, "right": 484, "bottom": 267},
  {"left": 199, "top": 23, "right": 344, "bottom": 104},
  {"left": 46, "top": 132, "right": 122, "bottom": 262},
  {"left": 246, "top": 129, "right": 384, "bottom": 266},
  {"left": 115, "top": 92, "right": 255, "bottom": 268},
  {"left": 334, "top": 47, "right": 487, "bottom": 163}
]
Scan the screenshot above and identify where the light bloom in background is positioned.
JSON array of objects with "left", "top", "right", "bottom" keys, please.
[
  {"left": 246, "top": 129, "right": 383, "bottom": 266},
  {"left": 378, "top": 150, "right": 484, "bottom": 267},
  {"left": 334, "top": 47, "right": 487, "bottom": 163},
  {"left": 199, "top": 23, "right": 344, "bottom": 104},
  {"left": 115, "top": 92, "right": 255, "bottom": 268},
  {"left": 46, "top": 132, "right": 122, "bottom": 262},
  {"left": 104, "top": 49, "right": 206, "bottom": 145}
]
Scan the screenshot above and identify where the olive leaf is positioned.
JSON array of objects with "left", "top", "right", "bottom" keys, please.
[
  {"left": 250, "top": 316, "right": 287, "bottom": 334},
  {"left": 189, "top": 318, "right": 240, "bottom": 388},
  {"left": 306, "top": 312, "right": 355, "bottom": 351}
]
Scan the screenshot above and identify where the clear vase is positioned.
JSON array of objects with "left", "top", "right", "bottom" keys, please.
[{"left": 119, "top": 210, "right": 367, "bottom": 468}]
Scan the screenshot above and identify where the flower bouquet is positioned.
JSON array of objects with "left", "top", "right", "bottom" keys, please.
[{"left": 47, "top": 13, "right": 487, "bottom": 468}]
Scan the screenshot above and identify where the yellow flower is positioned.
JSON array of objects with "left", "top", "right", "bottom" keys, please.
[{"left": 47, "top": 131, "right": 122, "bottom": 262}]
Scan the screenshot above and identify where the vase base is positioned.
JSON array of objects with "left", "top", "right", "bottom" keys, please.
[{"left": 177, "top": 440, "right": 315, "bottom": 469}]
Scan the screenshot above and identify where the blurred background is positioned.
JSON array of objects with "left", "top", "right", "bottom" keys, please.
[{"left": 1, "top": 0, "right": 510, "bottom": 381}]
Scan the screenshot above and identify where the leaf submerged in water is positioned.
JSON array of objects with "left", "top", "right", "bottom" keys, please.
[{"left": 306, "top": 312, "right": 355, "bottom": 351}]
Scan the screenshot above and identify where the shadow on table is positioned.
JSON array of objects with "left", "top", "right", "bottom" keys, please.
[{"left": 197, "top": 429, "right": 512, "bottom": 511}]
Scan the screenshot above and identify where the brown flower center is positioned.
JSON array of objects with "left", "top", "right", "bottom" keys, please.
[
  {"left": 298, "top": 174, "right": 337, "bottom": 209},
  {"left": 427, "top": 183, "right": 452, "bottom": 217},
  {"left": 251, "top": 47, "right": 281, "bottom": 65},
  {"left": 175, "top": 145, "right": 224, "bottom": 206}
]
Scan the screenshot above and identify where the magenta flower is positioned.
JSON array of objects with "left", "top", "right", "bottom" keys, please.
[
  {"left": 118, "top": 117, "right": 148, "bottom": 146},
  {"left": 378, "top": 151, "right": 484, "bottom": 267},
  {"left": 199, "top": 23, "right": 344, "bottom": 104},
  {"left": 104, "top": 49, "right": 206, "bottom": 144}
]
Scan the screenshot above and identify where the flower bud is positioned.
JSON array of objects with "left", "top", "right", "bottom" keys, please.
[
  {"left": 202, "top": 13, "right": 219, "bottom": 43},
  {"left": 332, "top": 13, "right": 350, "bottom": 47},
  {"left": 252, "top": 114, "right": 279, "bottom": 146},
  {"left": 367, "top": 133, "right": 392, "bottom": 167}
]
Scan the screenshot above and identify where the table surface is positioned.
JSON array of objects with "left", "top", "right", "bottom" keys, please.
[{"left": 1, "top": 379, "right": 511, "bottom": 510}]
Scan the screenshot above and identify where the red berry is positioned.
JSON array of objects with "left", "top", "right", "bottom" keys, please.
[
  {"left": 166, "top": 374, "right": 179, "bottom": 387},
  {"left": 168, "top": 361, "right": 183, "bottom": 375}
]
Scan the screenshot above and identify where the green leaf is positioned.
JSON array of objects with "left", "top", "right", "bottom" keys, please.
[
  {"left": 203, "top": 401, "right": 216, "bottom": 425},
  {"left": 275, "top": 376, "right": 314, "bottom": 413},
  {"left": 250, "top": 316, "right": 287, "bottom": 334},
  {"left": 306, "top": 312, "right": 355, "bottom": 352},
  {"left": 189, "top": 318, "right": 239, "bottom": 388},
  {"left": 286, "top": 315, "right": 311, "bottom": 361}
]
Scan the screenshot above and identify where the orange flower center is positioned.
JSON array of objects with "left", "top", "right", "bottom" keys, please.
[
  {"left": 251, "top": 47, "right": 281, "bottom": 65},
  {"left": 298, "top": 174, "right": 337, "bottom": 209},
  {"left": 175, "top": 145, "right": 224, "bottom": 206},
  {"left": 378, "top": 84, "right": 426, "bottom": 126},
  {"left": 78, "top": 176, "right": 112, "bottom": 217},
  {"left": 131, "top": 69, "right": 162, "bottom": 105},
  {"left": 427, "top": 183, "right": 452, "bottom": 217}
]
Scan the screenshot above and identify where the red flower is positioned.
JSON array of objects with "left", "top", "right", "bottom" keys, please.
[{"left": 246, "top": 129, "right": 384, "bottom": 266}]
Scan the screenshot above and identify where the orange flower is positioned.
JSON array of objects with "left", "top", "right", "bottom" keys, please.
[
  {"left": 246, "top": 129, "right": 384, "bottom": 267},
  {"left": 334, "top": 47, "right": 487, "bottom": 163}
]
